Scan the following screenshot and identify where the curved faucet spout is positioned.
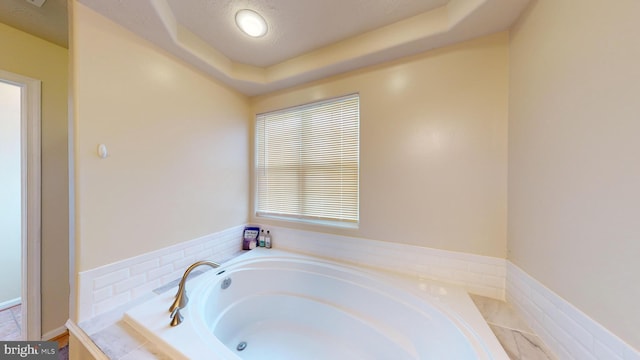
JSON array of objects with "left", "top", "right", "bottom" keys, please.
[{"left": 168, "top": 260, "right": 220, "bottom": 326}]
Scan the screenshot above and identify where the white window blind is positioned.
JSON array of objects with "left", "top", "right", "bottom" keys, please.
[{"left": 256, "top": 94, "right": 359, "bottom": 225}]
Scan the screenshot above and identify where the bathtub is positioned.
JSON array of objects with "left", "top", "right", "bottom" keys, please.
[{"left": 124, "top": 248, "right": 508, "bottom": 359}]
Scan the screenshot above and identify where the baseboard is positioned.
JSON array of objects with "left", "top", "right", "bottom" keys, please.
[
  {"left": 42, "top": 325, "right": 68, "bottom": 341},
  {"left": 507, "top": 261, "right": 640, "bottom": 360},
  {"left": 0, "top": 297, "right": 21, "bottom": 311}
]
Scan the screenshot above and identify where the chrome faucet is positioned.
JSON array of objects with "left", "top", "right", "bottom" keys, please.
[{"left": 169, "top": 260, "right": 220, "bottom": 326}]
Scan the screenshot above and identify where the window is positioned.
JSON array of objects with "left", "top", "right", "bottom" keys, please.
[{"left": 255, "top": 94, "right": 359, "bottom": 226}]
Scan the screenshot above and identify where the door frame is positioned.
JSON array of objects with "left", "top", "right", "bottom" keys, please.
[{"left": 0, "top": 69, "right": 42, "bottom": 341}]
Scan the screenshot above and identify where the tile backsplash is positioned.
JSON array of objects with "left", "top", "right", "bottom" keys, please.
[
  {"left": 77, "top": 224, "right": 507, "bottom": 322},
  {"left": 77, "top": 224, "right": 245, "bottom": 322},
  {"left": 265, "top": 225, "right": 506, "bottom": 300},
  {"left": 507, "top": 262, "right": 640, "bottom": 360}
]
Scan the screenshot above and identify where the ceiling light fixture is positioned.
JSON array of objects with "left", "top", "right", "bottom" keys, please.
[{"left": 235, "top": 9, "right": 268, "bottom": 38}]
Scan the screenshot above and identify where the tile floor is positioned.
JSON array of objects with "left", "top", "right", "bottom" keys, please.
[
  {"left": 471, "top": 294, "right": 557, "bottom": 360},
  {"left": 0, "top": 304, "right": 22, "bottom": 341}
]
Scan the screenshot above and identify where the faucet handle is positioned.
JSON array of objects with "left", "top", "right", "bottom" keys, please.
[
  {"left": 170, "top": 307, "right": 183, "bottom": 327},
  {"left": 168, "top": 291, "right": 189, "bottom": 313}
]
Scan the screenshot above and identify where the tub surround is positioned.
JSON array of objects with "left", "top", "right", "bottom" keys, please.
[
  {"left": 72, "top": 225, "right": 511, "bottom": 358},
  {"left": 72, "top": 263, "right": 226, "bottom": 359},
  {"left": 73, "top": 249, "right": 549, "bottom": 360},
  {"left": 69, "top": 288, "right": 175, "bottom": 360},
  {"left": 259, "top": 228, "right": 640, "bottom": 358},
  {"left": 77, "top": 225, "right": 245, "bottom": 322},
  {"left": 91, "top": 321, "right": 169, "bottom": 360},
  {"left": 78, "top": 223, "right": 508, "bottom": 324},
  {"left": 471, "top": 295, "right": 556, "bottom": 359},
  {"left": 507, "top": 263, "right": 640, "bottom": 360},
  {"left": 74, "top": 224, "right": 640, "bottom": 359},
  {"left": 266, "top": 225, "right": 507, "bottom": 300}
]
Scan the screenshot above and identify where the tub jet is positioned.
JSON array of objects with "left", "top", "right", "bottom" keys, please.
[
  {"left": 221, "top": 277, "right": 232, "bottom": 289},
  {"left": 236, "top": 341, "right": 247, "bottom": 351}
]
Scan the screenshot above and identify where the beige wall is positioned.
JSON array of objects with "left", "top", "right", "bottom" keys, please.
[
  {"left": 251, "top": 33, "right": 509, "bottom": 258},
  {"left": 0, "top": 22, "right": 69, "bottom": 337},
  {"left": 71, "top": 3, "right": 250, "bottom": 272},
  {"left": 508, "top": 0, "right": 640, "bottom": 349}
]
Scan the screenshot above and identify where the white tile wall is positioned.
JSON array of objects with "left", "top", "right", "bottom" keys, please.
[
  {"left": 78, "top": 223, "right": 507, "bottom": 323},
  {"left": 507, "top": 262, "right": 640, "bottom": 360},
  {"left": 77, "top": 225, "right": 245, "bottom": 322},
  {"left": 264, "top": 225, "right": 507, "bottom": 300}
]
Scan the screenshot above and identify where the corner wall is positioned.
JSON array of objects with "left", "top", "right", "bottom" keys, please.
[
  {"left": 70, "top": 3, "right": 250, "bottom": 274},
  {"left": 251, "top": 32, "right": 509, "bottom": 258},
  {"left": 0, "top": 22, "right": 69, "bottom": 338},
  {"left": 508, "top": 0, "right": 640, "bottom": 351}
]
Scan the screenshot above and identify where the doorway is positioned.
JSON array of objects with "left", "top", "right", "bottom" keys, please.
[
  {"left": 0, "top": 69, "right": 41, "bottom": 341},
  {"left": 0, "top": 79, "right": 22, "bottom": 339}
]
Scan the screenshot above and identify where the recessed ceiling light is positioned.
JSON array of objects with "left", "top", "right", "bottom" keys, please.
[{"left": 235, "top": 9, "right": 268, "bottom": 38}]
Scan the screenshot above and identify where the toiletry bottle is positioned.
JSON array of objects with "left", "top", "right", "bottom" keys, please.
[
  {"left": 265, "top": 230, "right": 272, "bottom": 248},
  {"left": 258, "top": 230, "right": 265, "bottom": 247}
]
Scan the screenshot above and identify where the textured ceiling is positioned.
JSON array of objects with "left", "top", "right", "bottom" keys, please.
[
  {"left": 164, "top": 0, "right": 449, "bottom": 67},
  {"left": 1, "top": 0, "right": 531, "bottom": 95},
  {"left": 0, "top": 0, "right": 67, "bottom": 48},
  {"left": 77, "top": 0, "right": 530, "bottom": 95}
]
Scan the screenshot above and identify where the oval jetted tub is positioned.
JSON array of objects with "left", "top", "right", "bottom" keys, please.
[{"left": 124, "top": 248, "right": 508, "bottom": 359}]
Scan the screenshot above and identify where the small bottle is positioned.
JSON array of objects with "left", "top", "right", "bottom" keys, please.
[
  {"left": 258, "top": 230, "right": 265, "bottom": 247},
  {"left": 265, "top": 230, "right": 272, "bottom": 248}
]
